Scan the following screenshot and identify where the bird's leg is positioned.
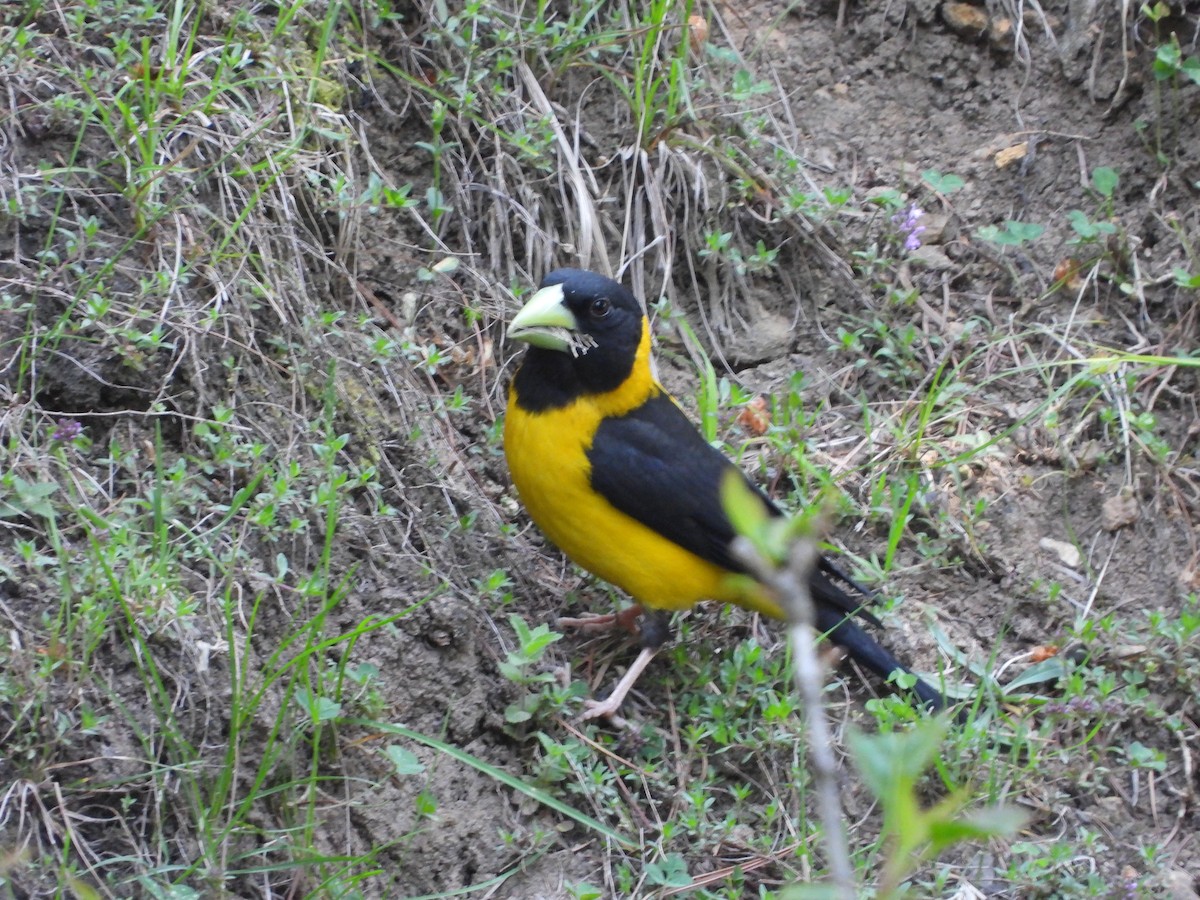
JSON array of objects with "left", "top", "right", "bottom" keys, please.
[
  {"left": 557, "top": 604, "right": 643, "bottom": 635},
  {"left": 580, "top": 646, "right": 658, "bottom": 721},
  {"left": 580, "top": 609, "right": 672, "bottom": 721}
]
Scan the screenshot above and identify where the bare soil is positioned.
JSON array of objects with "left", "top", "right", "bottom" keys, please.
[
  {"left": 352, "top": 2, "right": 1200, "bottom": 894},
  {"left": 325, "top": 2, "right": 1199, "bottom": 892}
]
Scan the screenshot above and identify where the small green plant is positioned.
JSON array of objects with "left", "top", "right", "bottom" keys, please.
[
  {"left": 1138, "top": 2, "right": 1200, "bottom": 164},
  {"left": 499, "top": 614, "right": 582, "bottom": 725},
  {"left": 1151, "top": 34, "right": 1200, "bottom": 85},
  {"left": 1066, "top": 167, "right": 1120, "bottom": 248},
  {"left": 854, "top": 722, "right": 1026, "bottom": 895},
  {"left": 1118, "top": 740, "right": 1166, "bottom": 773},
  {"left": 697, "top": 231, "right": 780, "bottom": 276},
  {"left": 0, "top": 474, "right": 59, "bottom": 521},
  {"left": 832, "top": 314, "right": 937, "bottom": 389},
  {"left": 1004, "top": 832, "right": 1113, "bottom": 897},
  {"left": 644, "top": 853, "right": 691, "bottom": 889},
  {"left": 723, "top": 475, "right": 1023, "bottom": 900},
  {"left": 977, "top": 219, "right": 1046, "bottom": 247},
  {"left": 1065, "top": 209, "right": 1117, "bottom": 244},
  {"left": 921, "top": 168, "right": 965, "bottom": 196}
]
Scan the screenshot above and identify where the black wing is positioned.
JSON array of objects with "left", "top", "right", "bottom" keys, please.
[
  {"left": 589, "top": 394, "right": 874, "bottom": 618},
  {"left": 587, "top": 392, "right": 773, "bottom": 575}
]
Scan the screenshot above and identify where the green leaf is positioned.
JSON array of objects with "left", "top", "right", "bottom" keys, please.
[
  {"left": 315, "top": 697, "right": 341, "bottom": 721},
  {"left": 1154, "top": 41, "right": 1182, "bottom": 80},
  {"left": 1140, "top": 1, "right": 1170, "bottom": 23},
  {"left": 730, "top": 69, "right": 770, "bottom": 100},
  {"left": 928, "top": 806, "right": 1027, "bottom": 848},
  {"left": 871, "top": 187, "right": 904, "bottom": 209},
  {"left": 497, "top": 660, "right": 524, "bottom": 682},
  {"left": 922, "top": 169, "right": 965, "bottom": 194},
  {"left": 508, "top": 612, "right": 533, "bottom": 645},
  {"left": 347, "top": 662, "right": 380, "bottom": 684},
  {"left": 720, "top": 470, "right": 769, "bottom": 538},
  {"left": 504, "top": 705, "right": 532, "bottom": 724},
  {"left": 137, "top": 879, "right": 202, "bottom": 900},
  {"left": 929, "top": 619, "right": 978, "bottom": 670},
  {"left": 1125, "top": 741, "right": 1167, "bottom": 771},
  {"left": 522, "top": 628, "right": 561, "bottom": 656},
  {"left": 1008, "top": 220, "right": 1045, "bottom": 242},
  {"left": 978, "top": 220, "right": 1045, "bottom": 246},
  {"left": 720, "top": 470, "right": 782, "bottom": 565},
  {"left": 1067, "top": 209, "right": 1098, "bottom": 238},
  {"left": 1091, "top": 166, "right": 1119, "bottom": 197},
  {"left": 507, "top": 613, "right": 561, "bottom": 659},
  {"left": 1070, "top": 210, "right": 1113, "bottom": 241},
  {"left": 848, "top": 718, "right": 950, "bottom": 806},
  {"left": 567, "top": 883, "right": 604, "bottom": 900},
  {"left": 644, "top": 853, "right": 691, "bottom": 887},
  {"left": 0, "top": 477, "right": 59, "bottom": 519},
  {"left": 1182, "top": 55, "right": 1200, "bottom": 85},
  {"left": 698, "top": 351, "right": 719, "bottom": 442},
  {"left": 1173, "top": 267, "right": 1200, "bottom": 289},
  {"left": 415, "top": 787, "right": 438, "bottom": 816},
  {"left": 294, "top": 688, "right": 342, "bottom": 722},
  {"left": 384, "top": 744, "right": 425, "bottom": 775},
  {"left": 1004, "top": 655, "right": 1069, "bottom": 691},
  {"left": 782, "top": 888, "right": 845, "bottom": 900}
]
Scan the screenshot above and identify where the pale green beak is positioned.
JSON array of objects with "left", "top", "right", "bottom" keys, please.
[{"left": 507, "top": 283, "right": 576, "bottom": 352}]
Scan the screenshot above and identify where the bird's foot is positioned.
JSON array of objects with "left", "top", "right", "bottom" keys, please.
[
  {"left": 556, "top": 612, "right": 617, "bottom": 631},
  {"left": 556, "top": 605, "right": 643, "bottom": 635},
  {"left": 579, "top": 697, "right": 629, "bottom": 726},
  {"left": 576, "top": 645, "right": 658, "bottom": 726}
]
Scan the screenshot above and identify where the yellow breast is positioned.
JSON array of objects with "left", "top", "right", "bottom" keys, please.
[{"left": 504, "top": 395, "right": 731, "bottom": 610}]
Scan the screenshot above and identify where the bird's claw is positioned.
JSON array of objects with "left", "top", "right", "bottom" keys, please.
[
  {"left": 557, "top": 606, "right": 644, "bottom": 635},
  {"left": 556, "top": 613, "right": 619, "bottom": 632},
  {"left": 580, "top": 698, "right": 629, "bottom": 728}
]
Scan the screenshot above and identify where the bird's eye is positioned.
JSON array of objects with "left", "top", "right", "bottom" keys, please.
[{"left": 590, "top": 297, "right": 611, "bottom": 318}]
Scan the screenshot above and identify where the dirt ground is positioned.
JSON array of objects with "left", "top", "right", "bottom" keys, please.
[
  {"left": 2, "top": 0, "right": 1199, "bottom": 897},
  {"left": 320, "top": 1, "right": 1200, "bottom": 893},
  {"left": 358, "top": 2, "right": 1200, "bottom": 895}
]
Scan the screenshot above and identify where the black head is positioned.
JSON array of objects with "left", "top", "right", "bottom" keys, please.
[{"left": 509, "top": 269, "right": 647, "bottom": 408}]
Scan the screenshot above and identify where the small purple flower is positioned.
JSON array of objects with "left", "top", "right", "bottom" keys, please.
[
  {"left": 892, "top": 203, "right": 927, "bottom": 252},
  {"left": 52, "top": 418, "right": 83, "bottom": 442}
]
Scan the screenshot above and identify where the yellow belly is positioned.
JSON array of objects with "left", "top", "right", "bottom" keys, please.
[{"left": 504, "top": 388, "right": 772, "bottom": 614}]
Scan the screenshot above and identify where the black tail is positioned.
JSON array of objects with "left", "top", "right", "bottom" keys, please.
[{"left": 811, "top": 565, "right": 946, "bottom": 711}]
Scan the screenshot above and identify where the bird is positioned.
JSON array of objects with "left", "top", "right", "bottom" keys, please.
[{"left": 503, "top": 268, "right": 945, "bottom": 720}]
